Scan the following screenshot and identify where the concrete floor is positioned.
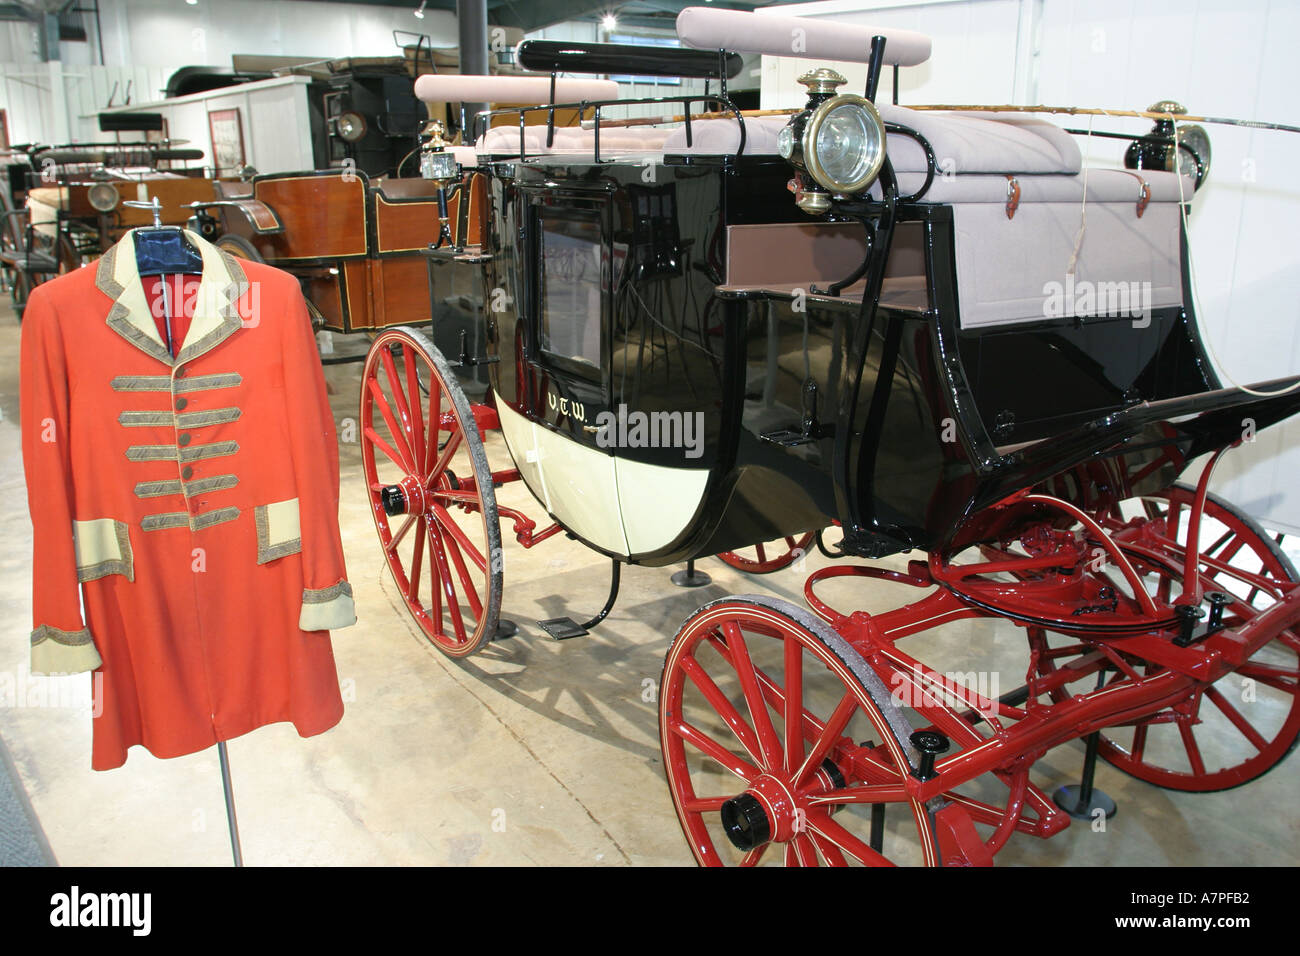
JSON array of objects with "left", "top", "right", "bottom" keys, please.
[{"left": 0, "top": 306, "right": 1296, "bottom": 867}]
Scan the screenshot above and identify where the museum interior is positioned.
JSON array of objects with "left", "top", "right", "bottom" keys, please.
[{"left": 0, "top": 0, "right": 1297, "bottom": 871}]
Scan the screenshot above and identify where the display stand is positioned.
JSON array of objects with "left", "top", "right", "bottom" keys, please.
[{"left": 123, "top": 197, "right": 247, "bottom": 866}]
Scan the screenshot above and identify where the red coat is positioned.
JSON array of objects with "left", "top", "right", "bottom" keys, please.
[{"left": 21, "top": 230, "right": 355, "bottom": 770}]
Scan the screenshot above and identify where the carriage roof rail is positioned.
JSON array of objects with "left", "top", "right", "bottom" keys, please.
[
  {"left": 515, "top": 39, "right": 743, "bottom": 80},
  {"left": 675, "top": 6, "right": 932, "bottom": 67},
  {"left": 412, "top": 73, "right": 619, "bottom": 106}
]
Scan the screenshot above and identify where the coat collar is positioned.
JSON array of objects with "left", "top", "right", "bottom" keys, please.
[{"left": 96, "top": 229, "right": 250, "bottom": 368}]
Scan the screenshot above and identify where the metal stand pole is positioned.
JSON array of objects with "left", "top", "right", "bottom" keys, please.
[
  {"left": 217, "top": 742, "right": 244, "bottom": 867},
  {"left": 1053, "top": 731, "right": 1117, "bottom": 821},
  {"left": 671, "top": 558, "right": 712, "bottom": 588}
]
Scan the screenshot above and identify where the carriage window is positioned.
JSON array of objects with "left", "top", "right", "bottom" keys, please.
[{"left": 538, "top": 212, "right": 605, "bottom": 373}]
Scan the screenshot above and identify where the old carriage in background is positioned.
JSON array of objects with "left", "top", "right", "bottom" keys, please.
[
  {"left": 355, "top": 7, "right": 1300, "bottom": 865},
  {"left": 190, "top": 75, "right": 613, "bottom": 376},
  {"left": 1, "top": 111, "right": 210, "bottom": 316}
]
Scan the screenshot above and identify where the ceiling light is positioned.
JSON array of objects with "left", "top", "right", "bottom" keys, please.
[
  {"left": 414, "top": 0, "right": 426, "bottom": 18},
  {"left": 601, "top": 14, "right": 617, "bottom": 31}
]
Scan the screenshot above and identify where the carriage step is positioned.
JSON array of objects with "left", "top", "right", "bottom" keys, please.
[
  {"left": 759, "top": 427, "right": 818, "bottom": 447},
  {"left": 537, "top": 617, "right": 589, "bottom": 640}
]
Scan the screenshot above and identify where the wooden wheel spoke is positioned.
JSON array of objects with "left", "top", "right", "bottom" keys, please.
[
  {"left": 680, "top": 655, "right": 764, "bottom": 767},
  {"left": 430, "top": 429, "right": 464, "bottom": 484},
  {"left": 788, "top": 833, "right": 819, "bottom": 867},
  {"left": 379, "top": 346, "right": 419, "bottom": 456},
  {"left": 806, "top": 784, "right": 909, "bottom": 806},
  {"left": 385, "top": 514, "right": 416, "bottom": 555},
  {"left": 430, "top": 503, "right": 488, "bottom": 573},
  {"left": 424, "top": 378, "right": 442, "bottom": 476},
  {"left": 669, "top": 718, "right": 760, "bottom": 782},
  {"left": 795, "top": 691, "right": 858, "bottom": 786},
  {"left": 1235, "top": 660, "right": 1300, "bottom": 693},
  {"left": 719, "top": 622, "right": 784, "bottom": 770},
  {"left": 366, "top": 378, "right": 417, "bottom": 474},
  {"left": 739, "top": 845, "right": 768, "bottom": 867},
  {"left": 805, "top": 809, "right": 894, "bottom": 867},
  {"left": 439, "top": 518, "right": 484, "bottom": 620},
  {"left": 807, "top": 829, "right": 849, "bottom": 866},
  {"left": 428, "top": 519, "right": 442, "bottom": 632},
  {"left": 783, "top": 636, "right": 804, "bottom": 774},
  {"left": 683, "top": 795, "right": 731, "bottom": 813},
  {"left": 401, "top": 345, "right": 427, "bottom": 472},
  {"left": 707, "top": 633, "right": 826, "bottom": 749},
  {"left": 428, "top": 519, "right": 468, "bottom": 643},
  {"left": 407, "top": 518, "right": 426, "bottom": 606},
  {"left": 428, "top": 489, "right": 482, "bottom": 505},
  {"left": 1177, "top": 719, "right": 1207, "bottom": 775},
  {"left": 1130, "top": 723, "right": 1148, "bottom": 762},
  {"left": 1205, "top": 687, "right": 1270, "bottom": 751},
  {"left": 364, "top": 426, "right": 412, "bottom": 475}
]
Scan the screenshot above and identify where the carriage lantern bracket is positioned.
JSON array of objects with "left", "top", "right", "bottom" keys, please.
[
  {"left": 777, "top": 69, "right": 889, "bottom": 216},
  {"left": 420, "top": 119, "right": 460, "bottom": 250},
  {"left": 778, "top": 69, "right": 844, "bottom": 216}
]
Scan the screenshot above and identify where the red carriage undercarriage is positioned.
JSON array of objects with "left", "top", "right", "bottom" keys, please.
[
  {"left": 362, "top": 324, "right": 1300, "bottom": 866},
  {"left": 355, "top": 9, "right": 1300, "bottom": 865}
]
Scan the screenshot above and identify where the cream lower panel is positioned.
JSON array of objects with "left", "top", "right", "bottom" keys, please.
[
  {"left": 495, "top": 400, "right": 548, "bottom": 510},
  {"left": 615, "top": 458, "right": 709, "bottom": 556},
  {"left": 533, "top": 422, "right": 630, "bottom": 557}
]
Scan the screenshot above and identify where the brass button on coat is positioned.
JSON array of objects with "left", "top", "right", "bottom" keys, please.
[
  {"left": 182, "top": 466, "right": 194, "bottom": 480},
  {"left": 178, "top": 433, "right": 192, "bottom": 446},
  {"left": 175, "top": 397, "right": 188, "bottom": 410}
]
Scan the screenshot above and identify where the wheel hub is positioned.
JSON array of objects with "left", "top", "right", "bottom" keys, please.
[
  {"left": 379, "top": 475, "right": 429, "bottom": 516},
  {"left": 720, "top": 792, "right": 770, "bottom": 851}
]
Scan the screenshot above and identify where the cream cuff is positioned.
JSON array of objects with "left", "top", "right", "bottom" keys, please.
[
  {"left": 300, "top": 580, "right": 357, "bottom": 632},
  {"left": 30, "top": 624, "right": 103, "bottom": 675}
]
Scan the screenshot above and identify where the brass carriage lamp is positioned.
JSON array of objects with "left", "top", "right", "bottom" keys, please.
[
  {"left": 1124, "top": 100, "right": 1212, "bottom": 190},
  {"left": 778, "top": 68, "right": 888, "bottom": 215},
  {"left": 419, "top": 119, "right": 459, "bottom": 249}
]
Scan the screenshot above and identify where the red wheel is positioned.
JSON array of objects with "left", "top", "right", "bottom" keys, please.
[
  {"left": 716, "top": 532, "right": 815, "bottom": 574},
  {"left": 361, "top": 326, "right": 502, "bottom": 657},
  {"left": 1035, "top": 484, "right": 1300, "bottom": 791},
  {"left": 660, "top": 595, "right": 940, "bottom": 865}
]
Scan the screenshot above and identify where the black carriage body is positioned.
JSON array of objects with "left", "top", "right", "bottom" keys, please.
[
  {"left": 480, "top": 153, "right": 846, "bottom": 566},
  {"left": 465, "top": 112, "right": 1300, "bottom": 566}
]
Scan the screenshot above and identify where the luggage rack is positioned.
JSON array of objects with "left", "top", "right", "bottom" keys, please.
[
  {"left": 470, "top": 93, "right": 749, "bottom": 163},
  {"left": 468, "top": 37, "right": 747, "bottom": 163}
]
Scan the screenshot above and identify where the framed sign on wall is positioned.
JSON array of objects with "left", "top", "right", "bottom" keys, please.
[{"left": 208, "top": 108, "right": 245, "bottom": 176}]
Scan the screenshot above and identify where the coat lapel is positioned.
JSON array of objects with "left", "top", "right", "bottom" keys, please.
[{"left": 97, "top": 230, "right": 250, "bottom": 368}]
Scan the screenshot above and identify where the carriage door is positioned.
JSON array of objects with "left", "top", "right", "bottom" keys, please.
[{"left": 512, "top": 188, "right": 630, "bottom": 557}]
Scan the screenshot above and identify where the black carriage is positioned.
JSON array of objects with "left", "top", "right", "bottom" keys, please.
[{"left": 359, "top": 7, "right": 1300, "bottom": 865}]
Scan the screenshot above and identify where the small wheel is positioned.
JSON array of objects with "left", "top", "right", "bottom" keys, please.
[
  {"left": 716, "top": 532, "right": 815, "bottom": 574},
  {"left": 1035, "top": 484, "right": 1300, "bottom": 791},
  {"left": 361, "top": 326, "right": 502, "bottom": 657},
  {"left": 214, "top": 233, "right": 264, "bottom": 262},
  {"left": 660, "top": 594, "right": 940, "bottom": 866}
]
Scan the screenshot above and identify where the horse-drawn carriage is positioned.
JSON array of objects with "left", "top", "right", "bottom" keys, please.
[{"left": 358, "top": 7, "right": 1300, "bottom": 865}]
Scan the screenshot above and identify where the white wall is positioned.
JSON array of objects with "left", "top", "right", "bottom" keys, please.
[
  {"left": 0, "top": 0, "right": 456, "bottom": 150},
  {"left": 0, "top": 0, "right": 459, "bottom": 69},
  {"left": 765, "top": 0, "right": 1300, "bottom": 534}
]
